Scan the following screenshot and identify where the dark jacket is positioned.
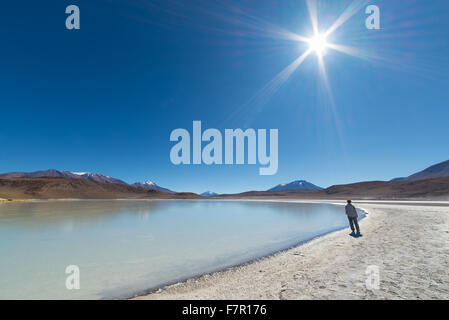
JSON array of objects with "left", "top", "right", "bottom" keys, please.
[{"left": 345, "top": 203, "right": 358, "bottom": 218}]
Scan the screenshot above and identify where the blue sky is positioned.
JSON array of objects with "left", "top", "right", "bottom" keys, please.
[{"left": 1, "top": 0, "right": 449, "bottom": 194}]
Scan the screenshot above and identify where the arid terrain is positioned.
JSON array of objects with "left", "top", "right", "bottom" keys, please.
[
  {"left": 219, "top": 177, "right": 449, "bottom": 200},
  {"left": 2, "top": 176, "right": 449, "bottom": 200},
  {"left": 0, "top": 177, "right": 200, "bottom": 200}
]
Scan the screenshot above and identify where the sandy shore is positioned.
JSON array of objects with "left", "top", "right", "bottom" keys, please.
[{"left": 134, "top": 202, "right": 449, "bottom": 300}]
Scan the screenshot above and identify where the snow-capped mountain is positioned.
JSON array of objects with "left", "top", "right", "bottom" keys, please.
[
  {"left": 0, "top": 169, "right": 74, "bottom": 179},
  {"left": 268, "top": 180, "right": 323, "bottom": 191},
  {"left": 0, "top": 169, "right": 176, "bottom": 193},
  {"left": 70, "top": 172, "right": 128, "bottom": 185},
  {"left": 200, "top": 191, "right": 219, "bottom": 197},
  {"left": 133, "top": 180, "right": 175, "bottom": 193},
  {"left": 0, "top": 169, "right": 126, "bottom": 185}
]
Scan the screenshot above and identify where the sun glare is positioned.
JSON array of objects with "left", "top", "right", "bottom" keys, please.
[
  {"left": 228, "top": 1, "right": 370, "bottom": 122},
  {"left": 309, "top": 34, "right": 328, "bottom": 56}
]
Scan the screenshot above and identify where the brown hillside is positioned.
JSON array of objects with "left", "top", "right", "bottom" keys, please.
[
  {"left": 218, "top": 177, "right": 449, "bottom": 200},
  {"left": 0, "top": 177, "right": 200, "bottom": 200}
]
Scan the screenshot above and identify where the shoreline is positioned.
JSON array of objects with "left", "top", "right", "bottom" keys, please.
[
  {"left": 127, "top": 199, "right": 369, "bottom": 299},
  {"left": 124, "top": 203, "right": 369, "bottom": 299},
  {"left": 133, "top": 200, "right": 449, "bottom": 300},
  {"left": 2, "top": 198, "right": 448, "bottom": 299}
]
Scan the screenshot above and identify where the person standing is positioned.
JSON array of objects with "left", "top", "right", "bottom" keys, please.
[{"left": 345, "top": 200, "right": 360, "bottom": 236}]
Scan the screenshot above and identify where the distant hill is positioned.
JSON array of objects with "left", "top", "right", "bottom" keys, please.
[
  {"left": 2, "top": 175, "right": 449, "bottom": 200},
  {"left": 323, "top": 177, "right": 449, "bottom": 199},
  {"left": 0, "top": 169, "right": 128, "bottom": 185},
  {"left": 3, "top": 163, "right": 449, "bottom": 200},
  {"left": 391, "top": 159, "right": 449, "bottom": 182},
  {"left": 200, "top": 191, "right": 219, "bottom": 197},
  {"left": 133, "top": 181, "right": 175, "bottom": 193},
  {"left": 0, "top": 169, "right": 174, "bottom": 193},
  {"left": 0, "top": 177, "right": 199, "bottom": 200},
  {"left": 219, "top": 177, "right": 449, "bottom": 200},
  {"left": 0, "top": 169, "right": 75, "bottom": 179},
  {"left": 268, "top": 180, "right": 323, "bottom": 191}
]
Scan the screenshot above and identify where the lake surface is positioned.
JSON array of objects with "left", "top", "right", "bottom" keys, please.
[{"left": 0, "top": 200, "right": 363, "bottom": 299}]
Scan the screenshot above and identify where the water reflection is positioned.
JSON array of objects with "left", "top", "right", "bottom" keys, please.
[{"left": 0, "top": 200, "right": 363, "bottom": 299}]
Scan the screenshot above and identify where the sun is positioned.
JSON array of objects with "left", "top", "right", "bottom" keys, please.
[{"left": 308, "top": 33, "right": 328, "bottom": 56}]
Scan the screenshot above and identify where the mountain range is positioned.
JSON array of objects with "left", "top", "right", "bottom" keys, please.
[
  {"left": 0, "top": 169, "right": 128, "bottom": 185},
  {"left": 219, "top": 176, "right": 449, "bottom": 200},
  {"left": 1, "top": 158, "right": 449, "bottom": 200},
  {"left": 218, "top": 158, "right": 449, "bottom": 200},
  {"left": 0, "top": 169, "right": 174, "bottom": 193},
  {"left": 0, "top": 177, "right": 198, "bottom": 200},
  {"left": 391, "top": 159, "right": 449, "bottom": 182}
]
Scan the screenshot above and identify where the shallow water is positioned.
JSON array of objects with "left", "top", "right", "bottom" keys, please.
[{"left": 0, "top": 200, "right": 363, "bottom": 299}]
